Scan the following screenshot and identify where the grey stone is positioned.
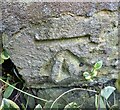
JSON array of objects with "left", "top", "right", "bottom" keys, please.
[
  {"left": 1, "top": 2, "right": 119, "bottom": 87},
  {"left": 1, "top": 2, "right": 118, "bottom": 36}
]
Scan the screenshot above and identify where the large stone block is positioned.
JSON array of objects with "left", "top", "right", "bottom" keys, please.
[{"left": 2, "top": 2, "right": 119, "bottom": 87}]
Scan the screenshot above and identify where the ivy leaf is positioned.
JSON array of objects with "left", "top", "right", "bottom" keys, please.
[
  {"left": 95, "top": 95, "right": 106, "bottom": 109},
  {"left": 0, "top": 98, "right": 20, "bottom": 110},
  {"left": 94, "top": 60, "right": 103, "bottom": 70},
  {"left": 101, "top": 86, "right": 116, "bottom": 100},
  {"left": 34, "top": 104, "right": 43, "bottom": 110},
  {"left": 3, "top": 83, "right": 17, "bottom": 98},
  {"left": 83, "top": 72, "right": 91, "bottom": 80},
  {"left": 64, "top": 102, "right": 78, "bottom": 110},
  {"left": 1, "top": 49, "right": 10, "bottom": 60}
]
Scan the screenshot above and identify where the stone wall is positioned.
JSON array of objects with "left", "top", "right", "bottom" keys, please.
[{"left": 1, "top": 2, "right": 119, "bottom": 88}]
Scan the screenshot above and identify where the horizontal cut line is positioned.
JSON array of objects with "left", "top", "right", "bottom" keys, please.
[{"left": 34, "top": 34, "right": 91, "bottom": 43}]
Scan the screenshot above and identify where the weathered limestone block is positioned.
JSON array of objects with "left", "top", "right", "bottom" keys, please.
[{"left": 2, "top": 2, "right": 119, "bottom": 87}]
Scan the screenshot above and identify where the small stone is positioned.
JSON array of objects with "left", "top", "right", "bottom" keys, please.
[{"left": 34, "top": 33, "right": 40, "bottom": 41}]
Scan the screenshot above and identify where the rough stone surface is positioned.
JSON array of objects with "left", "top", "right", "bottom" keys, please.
[
  {"left": 1, "top": 2, "right": 118, "bottom": 36},
  {"left": 1, "top": 2, "right": 119, "bottom": 87}
]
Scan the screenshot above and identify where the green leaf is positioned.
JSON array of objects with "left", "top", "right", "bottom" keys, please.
[
  {"left": 95, "top": 95, "right": 106, "bottom": 109},
  {"left": 1, "top": 49, "right": 10, "bottom": 60},
  {"left": 26, "top": 96, "right": 35, "bottom": 109},
  {"left": 34, "top": 104, "right": 43, "bottom": 110},
  {"left": 64, "top": 102, "right": 78, "bottom": 110},
  {"left": 94, "top": 60, "right": 103, "bottom": 70},
  {"left": 99, "top": 96, "right": 106, "bottom": 109},
  {"left": 0, "top": 57, "right": 4, "bottom": 64},
  {"left": 101, "top": 86, "right": 116, "bottom": 100},
  {"left": 21, "top": 103, "right": 26, "bottom": 110},
  {"left": 44, "top": 100, "right": 58, "bottom": 110},
  {"left": 3, "top": 83, "right": 17, "bottom": 98},
  {"left": 91, "top": 69, "right": 97, "bottom": 77},
  {"left": 83, "top": 72, "right": 91, "bottom": 80},
  {"left": 0, "top": 98, "right": 20, "bottom": 110},
  {"left": 83, "top": 72, "right": 90, "bottom": 77}
]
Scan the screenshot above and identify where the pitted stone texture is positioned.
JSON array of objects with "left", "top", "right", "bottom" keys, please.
[
  {"left": 2, "top": 2, "right": 119, "bottom": 87},
  {"left": 5, "top": 11, "right": 119, "bottom": 87},
  {"left": 1, "top": 2, "right": 118, "bottom": 35},
  {"left": 28, "top": 11, "right": 118, "bottom": 40}
]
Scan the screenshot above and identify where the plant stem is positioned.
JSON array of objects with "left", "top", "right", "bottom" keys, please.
[
  {"left": 0, "top": 77, "right": 48, "bottom": 102},
  {"left": 25, "top": 96, "right": 29, "bottom": 109},
  {"left": 50, "top": 87, "right": 97, "bottom": 109},
  {"left": 113, "top": 92, "right": 116, "bottom": 105}
]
